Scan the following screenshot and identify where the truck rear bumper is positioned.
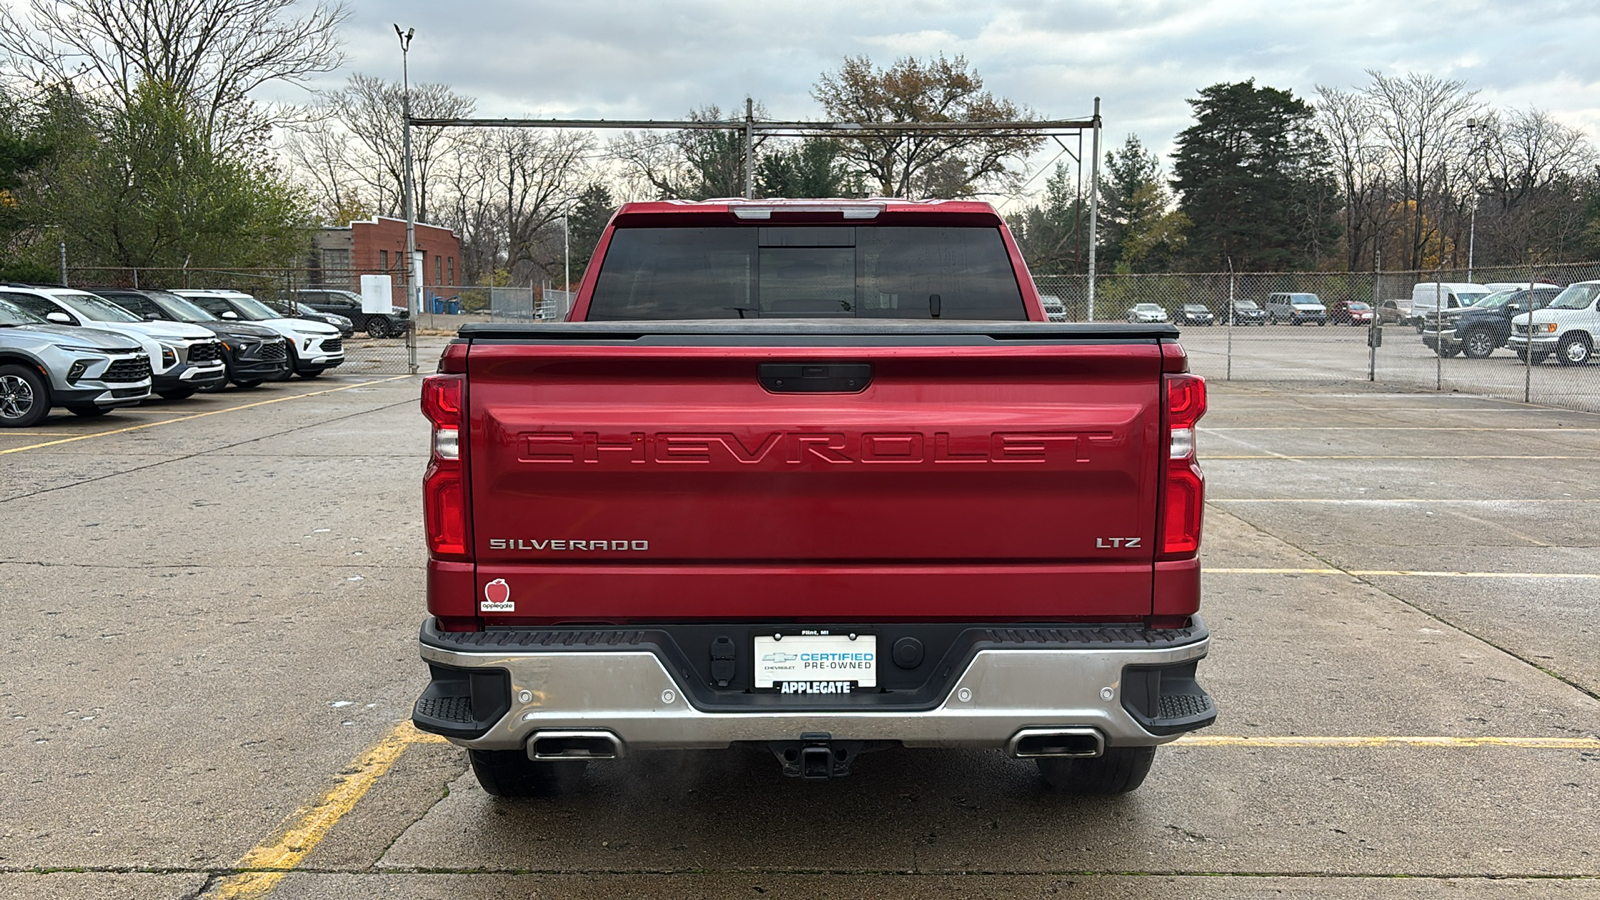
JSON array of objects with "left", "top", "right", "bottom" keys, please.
[{"left": 413, "top": 617, "right": 1215, "bottom": 754}]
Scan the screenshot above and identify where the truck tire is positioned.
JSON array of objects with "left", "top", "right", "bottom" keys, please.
[
  {"left": 0, "top": 364, "right": 50, "bottom": 428},
  {"left": 1463, "top": 329, "right": 1496, "bottom": 359},
  {"left": 1036, "top": 745, "right": 1157, "bottom": 795},
  {"left": 1515, "top": 348, "right": 1549, "bottom": 365},
  {"left": 366, "top": 318, "right": 392, "bottom": 338},
  {"left": 1434, "top": 343, "right": 1460, "bottom": 358},
  {"left": 1557, "top": 333, "right": 1592, "bottom": 366},
  {"left": 468, "top": 749, "right": 586, "bottom": 798}
]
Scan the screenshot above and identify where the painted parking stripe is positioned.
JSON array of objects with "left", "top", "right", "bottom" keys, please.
[
  {"left": 1178, "top": 736, "right": 1600, "bottom": 749},
  {"left": 212, "top": 721, "right": 447, "bottom": 899},
  {"left": 1204, "top": 455, "right": 1594, "bottom": 460},
  {"left": 0, "top": 376, "right": 413, "bottom": 456},
  {"left": 1203, "top": 568, "right": 1600, "bottom": 580},
  {"left": 1203, "top": 426, "right": 1600, "bottom": 432},
  {"left": 1214, "top": 498, "right": 1600, "bottom": 503},
  {"left": 207, "top": 722, "right": 1599, "bottom": 899}
]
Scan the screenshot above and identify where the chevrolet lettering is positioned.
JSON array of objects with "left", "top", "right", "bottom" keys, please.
[
  {"left": 519, "top": 430, "right": 1116, "bottom": 467},
  {"left": 413, "top": 197, "right": 1214, "bottom": 799}
]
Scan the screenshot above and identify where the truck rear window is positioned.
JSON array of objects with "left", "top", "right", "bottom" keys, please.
[{"left": 588, "top": 226, "right": 1027, "bottom": 320}]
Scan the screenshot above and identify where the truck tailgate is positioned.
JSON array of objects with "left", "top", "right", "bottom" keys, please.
[{"left": 466, "top": 333, "right": 1166, "bottom": 622}]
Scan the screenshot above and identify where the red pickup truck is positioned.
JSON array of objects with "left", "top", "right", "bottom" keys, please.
[{"left": 413, "top": 199, "right": 1214, "bottom": 797}]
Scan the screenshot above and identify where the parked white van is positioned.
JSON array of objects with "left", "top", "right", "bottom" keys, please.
[
  {"left": 1410, "top": 282, "right": 1495, "bottom": 320},
  {"left": 1508, "top": 280, "right": 1600, "bottom": 366}
]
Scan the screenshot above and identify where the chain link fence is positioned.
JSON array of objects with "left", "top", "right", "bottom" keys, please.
[
  {"left": 411, "top": 283, "right": 575, "bottom": 331},
  {"left": 1036, "top": 261, "right": 1600, "bottom": 413}
]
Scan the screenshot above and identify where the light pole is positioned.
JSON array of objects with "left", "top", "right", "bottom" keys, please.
[
  {"left": 395, "top": 24, "right": 418, "bottom": 373},
  {"left": 1464, "top": 117, "right": 1485, "bottom": 282}
]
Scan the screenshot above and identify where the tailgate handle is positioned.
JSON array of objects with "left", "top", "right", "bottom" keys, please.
[{"left": 759, "top": 363, "right": 872, "bottom": 393}]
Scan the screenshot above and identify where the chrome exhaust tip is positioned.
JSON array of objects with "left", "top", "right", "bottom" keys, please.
[
  {"left": 1006, "top": 727, "right": 1105, "bottom": 759},
  {"left": 528, "top": 730, "right": 625, "bottom": 761}
]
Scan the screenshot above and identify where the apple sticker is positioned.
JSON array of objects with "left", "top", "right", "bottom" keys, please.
[{"left": 481, "top": 578, "right": 514, "bottom": 613}]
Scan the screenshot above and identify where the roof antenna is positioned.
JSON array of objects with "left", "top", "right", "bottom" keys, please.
[{"left": 929, "top": 293, "right": 941, "bottom": 318}]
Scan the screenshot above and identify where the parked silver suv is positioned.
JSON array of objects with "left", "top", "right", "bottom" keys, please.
[{"left": 0, "top": 297, "right": 152, "bottom": 427}]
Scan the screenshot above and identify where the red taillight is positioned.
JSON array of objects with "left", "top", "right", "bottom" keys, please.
[
  {"left": 421, "top": 374, "right": 461, "bottom": 427},
  {"left": 422, "top": 374, "right": 470, "bottom": 561},
  {"left": 1160, "top": 373, "right": 1206, "bottom": 558}
]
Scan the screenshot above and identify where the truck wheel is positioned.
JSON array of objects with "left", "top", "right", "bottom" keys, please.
[
  {"left": 468, "top": 749, "right": 586, "bottom": 798},
  {"left": 1036, "top": 745, "right": 1157, "bottom": 795},
  {"left": 65, "top": 404, "right": 110, "bottom": 417},
  {"left": 1463, "top": 329, "right": 1496, "bottom": 359},
  {"left": 0, "top": 364, "right": 50, "bottom": 428},
  {"left": 1515, "top": 348, "right": 1549, "bottom": 365},
  {"left": 366, "top": 318, "right": 392, "bottom": 338},
  {"left": 1434, "top": 343, "right": 1460, "bottom": 358},
  {"left": 1557, "top": 333, "right": 1592, "bottom": 366}
]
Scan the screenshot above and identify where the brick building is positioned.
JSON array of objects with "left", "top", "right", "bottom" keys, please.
[{"left": 309, "top": 217, "right": 462, "bottom": 301}]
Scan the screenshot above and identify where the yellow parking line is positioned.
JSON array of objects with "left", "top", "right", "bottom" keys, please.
[
  {"left": 212, "top": 721, "right": 448, "bottom": 899},
  {"left": 1178, "top": 736, "right": 1600, "bottom": 749},
  {"left": 1204, "top": 567, "right": 1600, "bottom": 579},
  {"left": 0, "top": 376, "right": 412, "bottom": 456}
]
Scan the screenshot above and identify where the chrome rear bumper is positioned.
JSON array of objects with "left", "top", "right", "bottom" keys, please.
[{"left": 415, "top": 620, "right": 1214, "bottom": 753}]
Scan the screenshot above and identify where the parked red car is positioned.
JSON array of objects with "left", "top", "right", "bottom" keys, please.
[{"left": 1330, "top": 300, "right": 1374, "bottom": 326}]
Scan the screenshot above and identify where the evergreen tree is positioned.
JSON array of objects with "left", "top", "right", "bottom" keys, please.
[
  {"left": 1008, "top": 163, "right": 1088, "bottom": 274},
  {"left": 1172, "top": 80, "right": 1340, "bottom": 270},
  {"left": 1099, "top": 135, "right": 1187, "bottom": 272},
  {"left": 567, "top": 182, "right": 616, "bottom": 280},
  {"left": 757, "top": 138, "right": 861, "bottom": 198}
]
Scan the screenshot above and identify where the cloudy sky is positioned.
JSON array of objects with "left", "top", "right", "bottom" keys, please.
[{"left": 278, "top": 0, "right": 1598, "bottom": 205}]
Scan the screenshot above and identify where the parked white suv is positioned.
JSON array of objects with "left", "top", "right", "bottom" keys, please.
[
  {"left": 0, "top": 285, "right": 226, "bottom": 399},
  {"left": 175, "top": 290, "right": 344, "bottom": 378},
  {"left": 1509, "top": 281, "right": 1600, "bottom": 366}
]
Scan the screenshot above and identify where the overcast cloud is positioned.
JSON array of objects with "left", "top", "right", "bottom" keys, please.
[{"left": 267, "top": 0, "right": 1600, "bottom": 206}]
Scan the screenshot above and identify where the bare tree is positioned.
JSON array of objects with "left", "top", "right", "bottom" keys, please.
[
  {"left": 1314, "top": 85, "right": 1397, "bottom": 270},
  {"left": 812, "top": 54, "right": 1043, "bottom": 198},
  {"left": 1471, "top": 108, "right": 1598, "bottom": 263},
  {"left": 610, "top": 103, "right": 769, "bottom": 200},
  {"left": 1363, "top": 71, "right": 1482, "bottom": 269},
  {"left": 436, "top": 128, "right": 593, "bottom": 285},
  {"left": 0, "top": 0, "right": 346, "bottom": 146},
  {"left": 280, "top": 105, "right": 368, "bottom": 224}
]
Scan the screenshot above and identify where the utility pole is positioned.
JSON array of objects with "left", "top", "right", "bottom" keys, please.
[
  {"left": 395, "top": 24, "right": 418, "bottom": 374},
  {"left": 744, "top": 97, "right": 755, "bottom": 199}
]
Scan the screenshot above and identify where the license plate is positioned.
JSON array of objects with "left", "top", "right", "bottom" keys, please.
[{"left": 753, "top": 633, "right": 877, "bottom": 690}]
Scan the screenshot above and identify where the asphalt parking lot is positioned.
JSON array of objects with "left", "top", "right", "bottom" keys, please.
[
  {"left": 2, "top": 337, "right": 1598, "bottom": 899},
  {"left": 1180, "top": 321, "right": 1600, "bottom": 412}
]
